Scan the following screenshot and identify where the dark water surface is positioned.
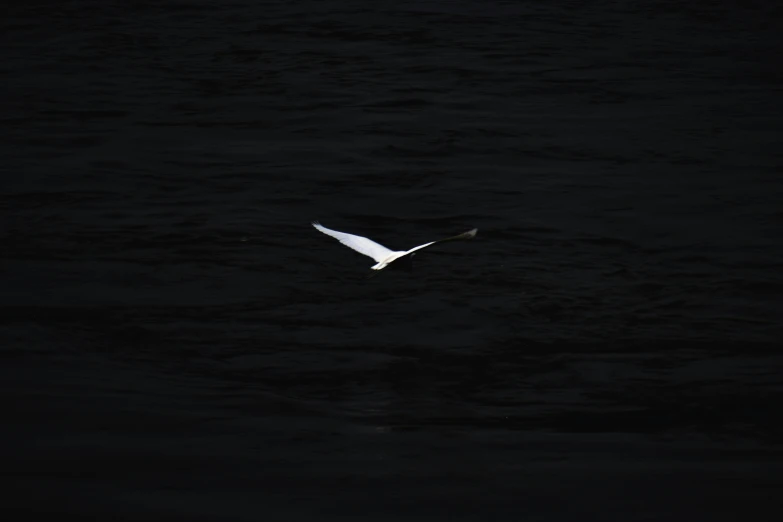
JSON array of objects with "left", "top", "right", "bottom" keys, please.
[{"left": 3, "top": 1, "right": 782, "bottom": 519}]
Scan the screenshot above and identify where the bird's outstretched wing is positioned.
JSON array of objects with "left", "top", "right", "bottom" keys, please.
[
  {"left": 404, "top": 228, "right": 478, "bottom": 255},
  {"left": 312, "top": 222, "right": 395, "bottom": 262}
]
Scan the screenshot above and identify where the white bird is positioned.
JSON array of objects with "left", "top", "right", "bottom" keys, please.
[{"left": 312, "top": 221, "right": 477, "bottom": 271}]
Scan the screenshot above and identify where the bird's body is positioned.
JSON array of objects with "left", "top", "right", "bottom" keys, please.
[{"left": 312, "top": 221, "right": 477, "bottom": 271}]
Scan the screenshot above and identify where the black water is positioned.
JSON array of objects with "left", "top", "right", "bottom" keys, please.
[{"left": 3, "top": 1, "right": 783, "bottom": 520}]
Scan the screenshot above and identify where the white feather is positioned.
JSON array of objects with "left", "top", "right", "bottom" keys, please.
[
  {"left": 404, "top": 241, "right": 437, "bottom": 255},
  {"left": 312, "top": 222, "right": 397, "bottom": 263}
]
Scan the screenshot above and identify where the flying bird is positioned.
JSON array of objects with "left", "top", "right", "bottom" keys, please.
[{"left": 312, "top": 221, "right": 477, "bottom": 272}]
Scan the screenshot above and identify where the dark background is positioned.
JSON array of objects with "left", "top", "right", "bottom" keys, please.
[{"left": 2, "top": 0, "right": 782, "bottom": 520}]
